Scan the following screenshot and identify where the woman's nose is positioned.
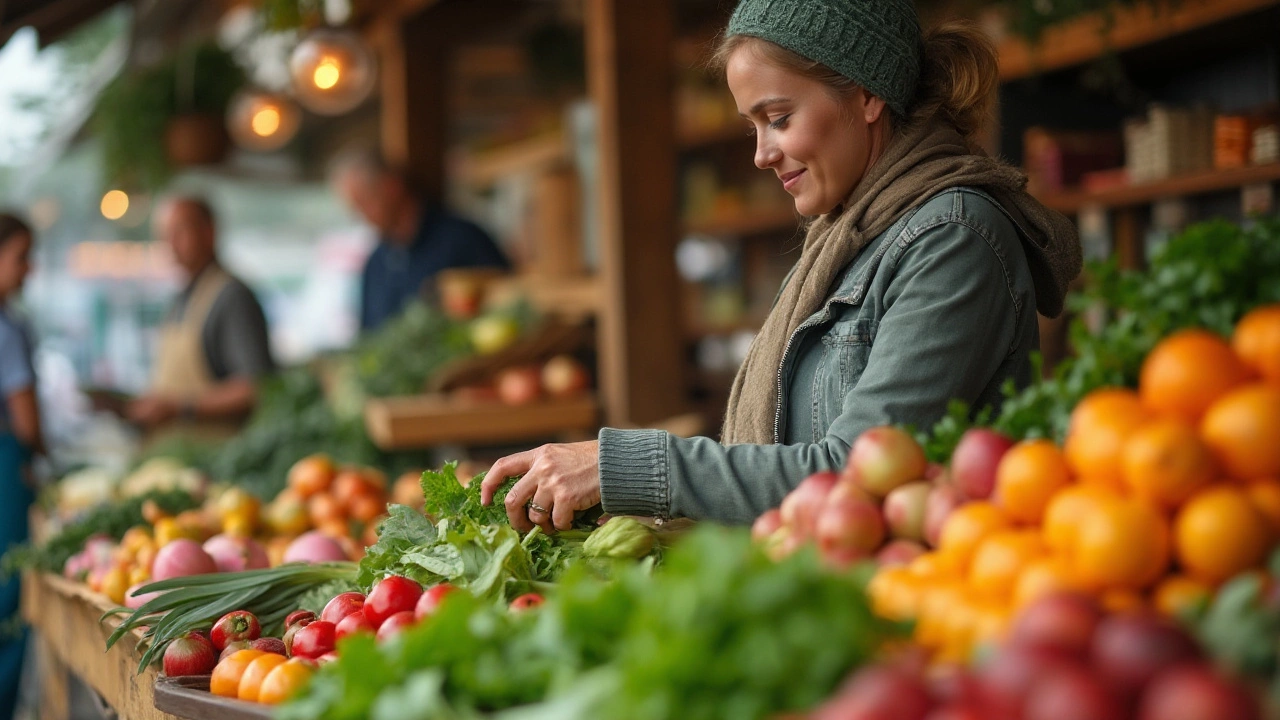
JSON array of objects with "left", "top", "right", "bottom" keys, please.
[{"left": 754, "top": 137, "right": 781, "bottom": 169}]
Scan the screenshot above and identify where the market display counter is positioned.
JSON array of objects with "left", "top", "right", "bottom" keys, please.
[{"left": 20, "top": 572, "right": 178, "bottom": 720}]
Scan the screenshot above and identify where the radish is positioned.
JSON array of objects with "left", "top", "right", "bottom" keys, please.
[
  {"left": 151, "top": 539, "right": 218, "bottom": 582},
  {"left": 202, "top": 534, "right": 270, "bottom": 573},
  {"left": 163, "top": 632, "right": 217, "bottom": 677},
  {"left": 125, "top": 583, "right": 162, "bottom": 609},
  {"left": 283, "top": 531, "right": 349, "bottom": 564}
]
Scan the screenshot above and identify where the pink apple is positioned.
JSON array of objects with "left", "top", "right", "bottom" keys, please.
[
  {"left": 764, "top": 525, "right": 805, "bottom": 562},
  {"left": 876, "top": 539, "right": 927, "bottom": 567},
  {"left": 883, "top": 481, "right": 932, "bottom": 542},
  {"left": 924, "top": 484, "right": 963, "bottom": 548},
  {"left": 848, "top": 426, "right": 928, "bottom": 498},
  {"left": 950, "top": 428, "right": 1015, "bottom": 500},
  {"left": 815, "top": 480, "right": 885, "bottom": 558},
  {"left": 751, "top": 509, "right": 784, "bottom": 542},
  {"left": 778, "top": 471, "right": 840, "bottom": 539}
]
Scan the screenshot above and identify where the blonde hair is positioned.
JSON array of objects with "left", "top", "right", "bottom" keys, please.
[{"left": 713, "top": 20, "right": 998, "bottom": 142}]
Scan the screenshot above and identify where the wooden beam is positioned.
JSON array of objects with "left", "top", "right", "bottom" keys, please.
[
  {"left": 586, "top": 0, "right": 687, "bottom": 427},
  {"left": 378, "top": 8, "right": 447, "bottom": 204}
]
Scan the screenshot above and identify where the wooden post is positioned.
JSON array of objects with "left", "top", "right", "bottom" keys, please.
[
  {"left": 377, "top": 9, "right": 447, "bottom": 204},
  {"left": 586, "top": 0, "right": 687, "bottom": 427},
  {"left": 1113, "top": 207, "right": 1145, "bottom": 270},
  {"left": 531, "top": 165, "right": 584, "bottom": 278}
]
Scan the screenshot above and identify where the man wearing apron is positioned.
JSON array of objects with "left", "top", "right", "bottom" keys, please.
[{"left": 127, "top": 197, "right": 275, "bottom": 442}]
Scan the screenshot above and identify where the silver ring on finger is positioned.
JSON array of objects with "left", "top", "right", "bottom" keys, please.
[{"left": 527, "top": 501, "right": 549, "bottom": 515}]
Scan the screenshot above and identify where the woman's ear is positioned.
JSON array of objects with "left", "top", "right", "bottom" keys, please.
[{"left": 862, "top": 90, "right": 888, "bottom": 125}]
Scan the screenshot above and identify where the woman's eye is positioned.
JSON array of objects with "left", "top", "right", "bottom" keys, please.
[{"left": 768, "top": 114, "right": 791, "bottom": 130}]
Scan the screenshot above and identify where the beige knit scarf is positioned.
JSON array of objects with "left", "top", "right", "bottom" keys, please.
[{"left": 721, "top": 118, "right": 1082, "bottom": 445}]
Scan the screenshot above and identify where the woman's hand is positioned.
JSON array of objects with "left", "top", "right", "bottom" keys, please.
[{"left": 481, "top": 441, "right": 601, "bottom": 533}]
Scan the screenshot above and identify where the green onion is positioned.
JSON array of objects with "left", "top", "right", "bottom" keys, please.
[{"left": 105, "top": 562, "right": 358, "bottom": 673}]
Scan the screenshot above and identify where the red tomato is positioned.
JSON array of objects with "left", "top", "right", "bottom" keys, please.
[
  {"left": 335, "top": 611, "right": 375, "bottom": 640},
  {"left": 210, "top": 611, "right": 262, "bottom": 651},
  {"left": 319, "top": 592, "right": 366, "bottom": 625},
  {"left": 414, "top": 583, "right": 459, "bottom": 620},
  {"left": 508, "top": 593, "right": 545, "bottom": 612},
  {"left": 290, "top": 621, "right": 336, "bottom": 659},
  {"left": 376, "top": 611, "right": 416, "bottom": 641},
  {"left": 365, "top": 576, "right": 424, "bottom": 627}
]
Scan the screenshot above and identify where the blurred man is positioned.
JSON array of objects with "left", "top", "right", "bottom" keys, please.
[
  {"left": 330, "top": 148, "right": 510, "bottom": 331},
  {"left": 127, "top": 196, "right": 274, "bottom": 434}
]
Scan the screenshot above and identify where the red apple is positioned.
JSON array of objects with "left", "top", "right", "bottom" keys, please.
[
  {"left": 320, "top": 592, "right": 366, "bottom": 625},
  {"left": 335, "top": 611, "right": 375, "bottom": 640},
  {"left": 415, "top": 583, "right": 459, "bottom": 620},
  {"left": 811, "top": 665, "right": 933, "bottom": 720},
  {"left": 1091, "top": 613, "right": 1202, "bottom": 700},
  {"left": 764, "top": 525, "right": 805, "bottom": 562},
  {"left": 751, "top": 509, "right": 783, "bottom": 542},
  {"left": 1139, "top": 664, "right": 1261, "bottom": 720},
  {"left": 884, "top": 481, "right": 932, "bottom": 542},
  {"left": 876, "top": 539, "right": 927, "bottom": 567},
  {"left": 541, "top": 355, "right": 590, "bottom": 398},
  {"left": 950, "top": 429, "right": 1015, "bottom": 501},
  {"left": 163, "top": 632, "right": 216, "bottom": 677},
  {"left": 779, "top": 471, "right": 840, "bottom": 538},
  {"left": 1025, "top": 666, "right": 1125, "bottom": 720},
  {"left": 815, "top": 480, "right": 885, "bottom": 560},
  {"left": 924, "top": 484, "right": 963, "bottom": 548},
  {"left": 376, "top": 611, "right": 417, "bottom": 641},
  {"left": 977, "top": 645, "right": 1075, "bottom": 719},
  {"left": 496, "top": 366, "right": 543, "bottom": 406},
  {"left": 848, "top": 426, "right": 928, "bottom": 498},
  {"left": 1010, "top": 592, "right": 1104, "bottom": 660}
]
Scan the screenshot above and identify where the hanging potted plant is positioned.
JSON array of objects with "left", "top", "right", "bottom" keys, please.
[{"left": 92, "top": 41, "right": 245, "bottom": 191}]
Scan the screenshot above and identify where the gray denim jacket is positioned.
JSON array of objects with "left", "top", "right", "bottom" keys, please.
[{"left": 598, "top": 188, "right": 1040, "bottom": 524}]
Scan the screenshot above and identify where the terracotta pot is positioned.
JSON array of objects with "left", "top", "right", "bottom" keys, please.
[{"left": 164, "top": 114, "right": 229, "bottom": 167}]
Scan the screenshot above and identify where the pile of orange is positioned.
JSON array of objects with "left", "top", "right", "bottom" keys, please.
[{"left": 869, "top": 303, "right": 1280, "bottom": 662}]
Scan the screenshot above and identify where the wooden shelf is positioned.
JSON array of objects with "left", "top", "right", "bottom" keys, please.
[
  {"left": 997, "top": 0, "right": 1280, "bottom": 81},
  {"left": 453, "top": 132, "right": 570, "bottom": 187},
  {"left": 683, "top": 207, "right": 799, "bottom": 237},
  {"left": 365, "top": 393, "right": 600, "bottom": 449},
  {"left": 1037, "top": 162, "right": 1280, "bottom": 214},
  {"left": 485, "top": 274, "right": 602, "bottom": 320}
]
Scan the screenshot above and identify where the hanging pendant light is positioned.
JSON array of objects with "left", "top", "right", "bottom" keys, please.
[
  {"left": 289, "top": 28, "right": 376, "bottom": 116},
  {"left": 228, "top": 90, "right": 302, "bottom": 151}
]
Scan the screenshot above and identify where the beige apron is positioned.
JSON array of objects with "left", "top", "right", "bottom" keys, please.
[{"left": 146, "top": 266, "right": 242, "bottom": 445}]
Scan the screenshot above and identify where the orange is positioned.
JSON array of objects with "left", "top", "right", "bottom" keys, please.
[
  {"left": 1232, "top": 304, "right": 1280, "bottom": 385},
  {"left": 1072, "top": 498, "right": 1170, "bottom": 591},
  {"left": 937, "top": 502, "right": 1011, "bottom": 574},
  {"left": 1042, "top": 484, "right": 1121, "bottom": 554},
  {"left": 237, "top": 653, "right": 287, "bottom": 702},
  {"left": 1139, "top": 329, "right": 1255, "bottom": 423},
  {"left": 308, "top": 492, "right": 345, "bottom": 526},
  {"left": 210, "top": 649, "right": 266, "bottom": 698},
  {"left": 914, "top": 581, "right": 965, "bottom": 649},
  {"left": 1245, "top": 478, "right": 1280, "bottom": 536},
  {"left": 995, "top": 440, "right": 1073, "bottom": 524},
  {"left": 1122, "top": 418, "right": 1217, "bottom": 508},
  {"left": 257, "top": 658, "right": 316, "bottom": 705},
  {"left": 287, "top": 454, "right": 335, "bottom": 498},
  {"left": 1064, "top": 388, "right": 1151, "bottom": 490},
  {"left": 968, "top": 530, "right": 1045, "bottom": 602},
  {"left": 869, "top": 567, "right": 922, "bottom": 621},
  {"left": 1201, "top": 384, "right": 1280, "bottom": 481},
  {"left": 1100, "top": 589, "right": 1146, "bottom": 614},
  {"left": 906, "top": 551, "right": 957, "bottom": 581},
  {"left": 1174, "top": 485, "right": 1272, "bottom": 583},
  {"left": 1153, "top": 574, "right": 1213, "bottom": 619},
  {"left": 1012, "top": 556, "right": 1078, "bottom": 609}
]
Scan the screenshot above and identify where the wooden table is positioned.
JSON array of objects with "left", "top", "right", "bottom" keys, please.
[{"left": 20, "top": 572, "right": 180, "bottom": 720}]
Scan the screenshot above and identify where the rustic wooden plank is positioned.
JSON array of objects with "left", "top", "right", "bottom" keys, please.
[
  {"left": 998, "top": 0, "right": 1280, "bottom": 81},
  {"left": 22, "top": 572, "right": 180, "bottom": 720},
  {"left": 454, "top": 133, "right": 570, "bottom": 188},
  {"left": 36, "top": 636, "right": 70, "bottom": 720},
  {"left": 378, "top": 9, "right": 448, "bottom": 204},
  {"left": 485, "top": 274, "right": 602, "bottom": 321},
  {"left": 153, "top": 676, "right": 272, "bottom": 720},
  {"left": 1038, "top": 162, "right": 1280, "bottom": 214},
  {"left": 586, "top": 0, "right": 688, "bottom": 427},
  {"left": 365, "top": 394, "right": 600, "bottom": 449}
]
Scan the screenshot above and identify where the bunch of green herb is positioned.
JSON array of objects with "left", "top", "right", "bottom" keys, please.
[
  {"left": 281, "top": 526, "right": 904, "bottom": 720},
  {"left": 106, "top": 562, "right": 357, "bottom": 673},
  {"left": 350, "top": 302, "right": 475, "bottom": 399},
  {"left": 922, "top": 216, "right": 1280, "bottom": 450},
  {"left": 1, "top": 488, "right": 199, "bottom": 577}
]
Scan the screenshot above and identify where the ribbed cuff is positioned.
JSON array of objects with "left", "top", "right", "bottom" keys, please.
[{"left": 598, "top": 427, "right": 670, "bottom": 519}]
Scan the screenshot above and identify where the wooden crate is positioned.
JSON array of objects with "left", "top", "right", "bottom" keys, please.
[
  {"left": 21, "top": 572, "right": 179, "bottom": 720},
  {"left": 153, "top": 676, "right": 272, "bottom": 720},
  {"left": 365, "top": 393, "right": 600, "bottom": 449}
]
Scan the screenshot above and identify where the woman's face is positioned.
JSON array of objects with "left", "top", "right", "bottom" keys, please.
[
  {"left": 0, "top": 232, "right": 32, "bottom": 298},
  {"left": 726, "top": 45, "right": 888, "bottom": 216}
]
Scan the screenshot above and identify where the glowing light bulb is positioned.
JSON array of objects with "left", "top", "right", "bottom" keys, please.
[
  {"left": 313, "top": 57, "right": 342, "bottom": 90},
  {"left": 101, "top": 190, "right": 129, "bottom": 220},
  {"left": 251, "top": 106, "right": 282, "bottom": 137}
]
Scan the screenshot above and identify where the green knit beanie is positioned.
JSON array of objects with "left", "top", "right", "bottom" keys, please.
[{"left": 726, "top": 0, "right": 921, "bottom": 117}]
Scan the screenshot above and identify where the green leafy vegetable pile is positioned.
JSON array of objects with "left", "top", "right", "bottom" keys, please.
[
  {"left": 920, "top": 216, "right": 1280, "bottom": 459},
  {"left": 280, "top": 526, "right": 904, "bottom": 720},
  {"left": 1, "top": 488, "right": 199, "bottom": 576}
]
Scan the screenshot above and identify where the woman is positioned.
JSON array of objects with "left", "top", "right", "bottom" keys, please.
[
  {"left": 483, "top": 0, "right": 1081, "bottom": 529},
  {"left": 0, "top": 212, "right": 41, "bottom": 720}
]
